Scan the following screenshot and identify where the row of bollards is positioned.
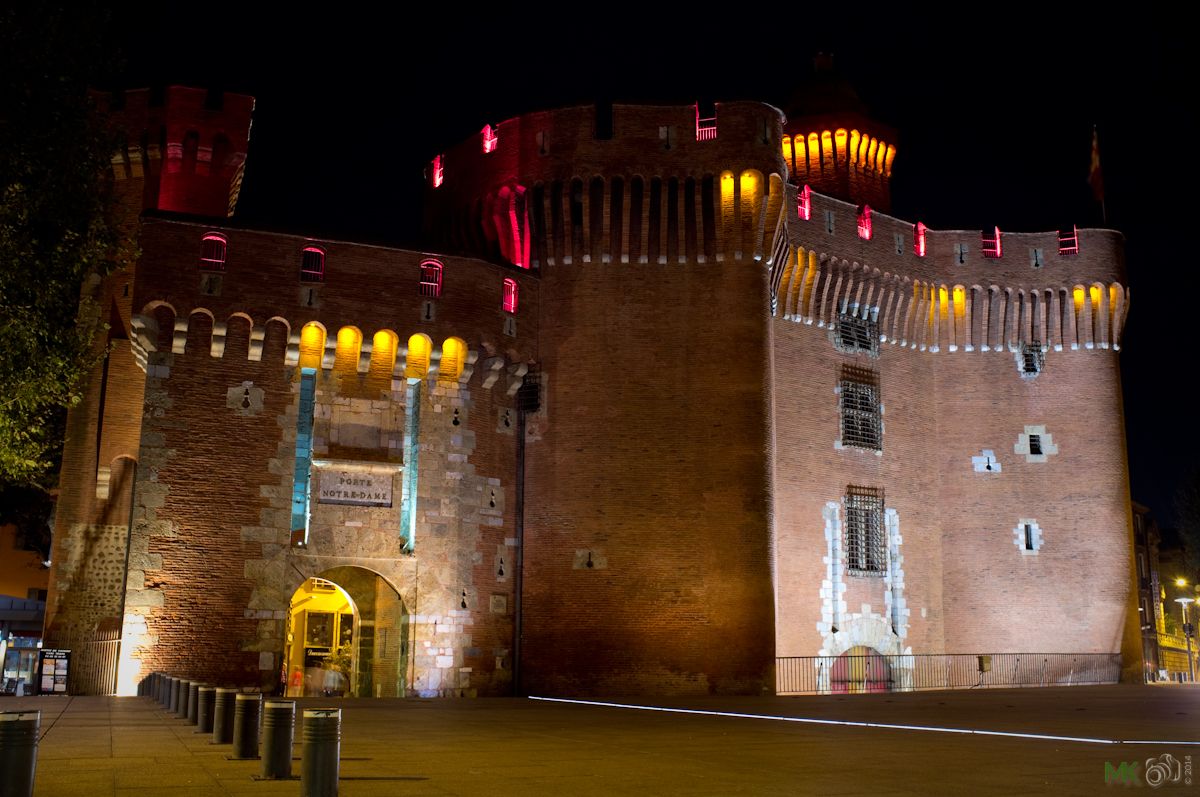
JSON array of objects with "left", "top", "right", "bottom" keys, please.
[
  {"left": 143, "top": 672, "right": 340, "bottom": 796},
  {"left": 0, "top": 710, "right": 40, "bottom": 797}
]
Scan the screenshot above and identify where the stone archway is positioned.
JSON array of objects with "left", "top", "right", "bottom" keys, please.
[
  {"left": 283, "top": 566, "right": 408, "bottom": 698},
  {"left": 830, "top": 645, "right": 892, "bottom": 693}
]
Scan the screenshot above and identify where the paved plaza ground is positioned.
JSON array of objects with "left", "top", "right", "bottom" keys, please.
[{"left": 3, "top": 684, "right": 1198, "bottom": 795}]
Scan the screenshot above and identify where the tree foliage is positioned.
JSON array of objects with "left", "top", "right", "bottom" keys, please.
[{"left": 0, "top": 6, "right": 127, "bottom": 486}]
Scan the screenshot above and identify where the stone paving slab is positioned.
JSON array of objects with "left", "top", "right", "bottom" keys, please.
[{"left": 2, "top": 685, "right": 1197, "bottom": 796}]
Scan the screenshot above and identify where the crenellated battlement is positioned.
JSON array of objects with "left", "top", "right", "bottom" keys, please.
[
  {"left": 773, "top": 187, "right": 1129, "bottom": 352},
  {"left": 95, "top": 86, "right": 255, "bottom": 218},
  {"left": 128, "top": 304, "right": 531, "bottom": 399},
  {"left": 421, "top": 102, "right": 787, "bottom": 268},
  {"left": 131, "top": 217, "right": 538, "bottom": 380}
]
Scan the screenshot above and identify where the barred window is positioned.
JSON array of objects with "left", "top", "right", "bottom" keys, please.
[
  {"left": 1019, "top": 341, "right": 1044, "bottom": 377},
  {"left": 839, "top": 366, "right": 881, "bottom": 451},
  {"left": 199, "top": 233, "right": 226, "bottom": 270},
  {"left": 419, "top": 259, "right": 443, "bottom": 298},
  {"left": 845, "top": 485, "right": 886, "bottom": 576},
  {"left": 835, "top": 312, "right": 879, "bottom": 356},
  {"left": 300, "top": 247, "right": 325, "bottom": 283}
]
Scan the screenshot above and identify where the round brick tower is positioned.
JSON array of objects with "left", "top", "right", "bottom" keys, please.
[
  {"left": 423, "top": 101, "right": 789, "bottom": 694},
  {"left": 781, "top": 55, "right": 896, "bottom": 213}
]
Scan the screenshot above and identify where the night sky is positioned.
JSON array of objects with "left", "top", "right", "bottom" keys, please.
[{"left": 109, "top": 9, "right": 1194, "bottom": 525}]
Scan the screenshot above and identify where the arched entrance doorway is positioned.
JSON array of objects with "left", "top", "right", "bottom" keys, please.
[
  {"left": 284, "top": 567, "right": 408, "bottom": 698},
  {"left": 830, "top": 645, "right": 892, "bottom": 693}
]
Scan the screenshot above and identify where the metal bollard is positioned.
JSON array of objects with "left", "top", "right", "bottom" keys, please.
[
  {"left": 0, "top": 711, "right": 40, "bottom": 797},
  {"left": 232, "top": 692, "right": 262, "bottom": 759},
  {"left": 260, "top": 700, "right": 295, "bottom": 779},
  {"left": 175, "top": 680, "right": 192, "bottom": 719},
  {"left": 186, "top": 682, "right": 200, "bottom": 724},
  {"left": 212, "top": 688, "right": 237, "bottom": 744},
  {"left": 301, "top": 708, "right": 341, "bottom": 797},
  {"left": 169, "top": 677, "right": 181, "bottom": 713},
  {"left": 155, "top": 674, "right": 164, "bottom": 705},
  {"left": 195, "top": 686, "right": 215, "bottom": 734}
]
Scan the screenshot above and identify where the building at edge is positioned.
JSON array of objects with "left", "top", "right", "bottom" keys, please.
[{"left": 45, "top": 76, "right": 1142, "bottom": 697}]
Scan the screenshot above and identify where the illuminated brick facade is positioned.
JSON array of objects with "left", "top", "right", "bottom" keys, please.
[{"left": 46, "top": 83, "right": 1141, "bottom": 697}]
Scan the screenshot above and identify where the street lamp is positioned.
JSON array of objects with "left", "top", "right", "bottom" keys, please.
[{"left": 1176, "top": 597, "right": 1196, "bottom": 683}]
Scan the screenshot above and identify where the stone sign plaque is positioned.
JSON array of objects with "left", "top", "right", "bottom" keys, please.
[{"left": 318, "top": 470, "right": 393, "bottom": 507}]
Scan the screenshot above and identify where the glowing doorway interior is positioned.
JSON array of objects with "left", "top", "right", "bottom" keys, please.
[{"left": 284, "top": 568, "right": 408, "bottom": 698}]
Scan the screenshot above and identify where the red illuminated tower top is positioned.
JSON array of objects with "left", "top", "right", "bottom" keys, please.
[
  {"left": 95, "top": 86, "right": 255, "bottom": 218},
  {"left": 783, "top": 54, "right": 895, "bottom": 212}
]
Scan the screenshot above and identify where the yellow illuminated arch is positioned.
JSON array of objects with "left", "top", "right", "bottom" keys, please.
[
  {"left": 369, "top": 329, "right": 398, "bottom": 378},
  {"left": 404, "top": 333, "right": 432, "bottom": 379},
  {"left": 781, "top": 135, "right": 793, "bottom": 167},
  {"left": 298, "top": 322, "right": 326, "bottom": 370},
  {"left": 333, "top": 326, "right": 362, "bottom": 371},
  {"left": 834, "top": 128, "right": 847, "bottom": 164},
  {"left": 438, "top": 337, "right": 467, "bottom": 384},
  {"left": 849, "top": 130, "right": 860, "bottom": 166}
]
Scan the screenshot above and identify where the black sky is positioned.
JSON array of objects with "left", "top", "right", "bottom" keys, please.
[{"left": 108, "top": 7, "right": 1196, "bottom": 525}]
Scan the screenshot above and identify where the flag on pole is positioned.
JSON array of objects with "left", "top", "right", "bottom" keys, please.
[{"left": 1088, "top": 126, "right": 1104, "bottom": 203}]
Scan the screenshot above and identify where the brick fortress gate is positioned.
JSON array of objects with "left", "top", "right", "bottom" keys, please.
[{"left": 45, "top": 74, "right": 1141, "bottom": 696}]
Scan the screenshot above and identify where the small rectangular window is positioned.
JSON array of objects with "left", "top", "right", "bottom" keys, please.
[
  {"left": 300, "top": 247, "right": 325, "bottom": 283},
  {"left": 1058, "top": 225, "right": 1079, "bottom": 255},
  {"left": 1030, "top": 248, "right": 1044, "bottom": 268},
  {"left": 695, "top": 100, "right": 717, "bottom": 141},
  {"left": 824, "top": 209, "right": 835, "bottom": 234},
  {"left": 798, "top": 185, "right": 812, "bottom": 221},
  {"left": 419, "top": 259, "right": 443, "bottom": 298},
  {"left": 430, "top": 154, "right": 444, "bottom": 188},
  {"left": 200, "top": 233, "right": 227, "bottom": 270},
  {"left": 839, "top": 366, "right": 881, "bottom": 451},
  {"left": 835, "top": 313, "right": 879, "bottom": 356},
  {"left": 845, "top": 485, "right": 886, "bottom": 576},
  {"left": 502, "top": 277, "right": 519, "bottom": 314},
  {"left": 982, "top": 226, "right": 1002, "bottom": 258},
  {"left": 857, "top": 205, "right": 872, "bottom": 240},
  {"left": 894, "top": 232, "right": 904, "bottom": 255},
  {"left": 1024, "top": 523, "right": 1035, "bottom": 551},
  {"left": 1020, "top": 341, "right": 1044, "bottom": 376},
  {"left": 1028, "top": 434, "right": 1043, "bottom": 455},
  {"left": 955, "top": 242, "right": 968, "bottom": 264},
  {"left": 914, "top": 222, "right": 927, "bottom": 257}
]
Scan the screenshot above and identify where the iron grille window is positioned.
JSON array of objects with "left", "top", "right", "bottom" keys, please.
[
  {"left": 199, "top": 233, "right": 226, "bottom": 270},
  {"left": 300, "top": 247, "right": 325, "bottom": 283},
  {"left": 839, "top": 366, "right": 881, "bottom": 451},
  {"left": 845, "top": 485, "right": 886, "bottom": 576},
  {"left": 835, "top": 313, "right": 879, "bottom": 356},
  {"left": 1020, "top": 341, "right": 1044, "bottom": 377},
  {"left": 1028, "top": 434, "right": 1043, "bottom": 455},
  {"left": 419, "top": 259, "right": 443, "bottom": 298}
]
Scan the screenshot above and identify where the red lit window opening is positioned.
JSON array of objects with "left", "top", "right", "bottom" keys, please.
[
  {"left": 200, "top": 233, "right": 227, "bottom": 270},
  {"left": 1058, "top": 225, "right": 1079, "bottom": 255},
  {"left": 502, "top": 277, "right": 519, "bottom": 314},
  {"left": 695, "top": 103, "right": 717, "bottom": 142},
  {"left": 798, "top": 185, "right": 812, "bottom": 220},
  {"left": 430, "top": 154, "right": 444, "bottom": 188},
  {"left": 914, "top": 222, "right": 927, "bottom": 257},
  {"left": 300, "top": 247, "right": 325, "bottom": 282},
  {"left": 857, "top": 205, "right": 872, "bottom": 240},
  {"left": 482, "top": 125, "right": 498, "bottom": 154},
  {"left": 982, "top": 227, "right": 1002, "bottom": 258},
  {"left": 419, "top": 259, "right": 443, "bottom": 298}
]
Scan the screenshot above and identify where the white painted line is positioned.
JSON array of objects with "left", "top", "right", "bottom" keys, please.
[{"left": 528, "top": 696, "right": 1200, "bottom": 747}]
